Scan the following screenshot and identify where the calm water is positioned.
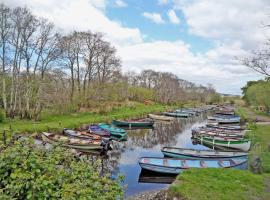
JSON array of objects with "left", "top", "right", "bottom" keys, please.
[
  {"left": 106, "top": 114, "right": 209, "bottom": 197},
  {"left": 35, "top": 112, "right": 247, "bottom": 197}
]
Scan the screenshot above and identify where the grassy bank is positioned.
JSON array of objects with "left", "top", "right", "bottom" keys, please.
[
  {"left": 169, "top": 107, "right": 270, "bottom": 200},
  {"left": 169, "top": 169, "right": 270, "bottom": 200},
  {"left": 0, "top": 103, "right": 174, "bottom": 134}
]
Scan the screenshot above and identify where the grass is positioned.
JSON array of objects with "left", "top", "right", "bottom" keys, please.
[
  {"left": 0, "top": 103, "right": 174, "bottom": 134},
  {"left": 169, "top": 107, "right": 270, "bottom": 200},
  {"left": 248, "top": 125, "right": 270, "bottom": 173},
  {"left": 169, "top": 168, "right": 270, "bottom": 200}
]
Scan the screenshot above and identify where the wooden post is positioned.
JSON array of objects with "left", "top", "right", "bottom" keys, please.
[{"left": 3, "top": 130, "right": 6, "bottom": 146}]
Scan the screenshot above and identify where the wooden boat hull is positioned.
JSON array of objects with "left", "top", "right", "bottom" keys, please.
[
  {"left": 194, "top": 135, "right": 251, "bottom": 151},
  {"left": 148, "top": 114, "right": 175, "bottom": 121},
  {"left": 206, "top": 123, "right": 245, "bottom": 131},
  {"left": 139, "top": 157, "right": 247, "bottom": 174},
  {"left": 41, "top": 132, "right": 104, "bottom": 151},
  {"left": 161, "top": 147, "right": 248, "bottom": 159},
  {"left": 112, "top": 119, "right": 154, "bottom": 127}
]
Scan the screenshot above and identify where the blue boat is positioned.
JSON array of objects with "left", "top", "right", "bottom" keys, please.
[
  {"left": 163, "top": 112, "right": 189, "bottom": 118},
  {"left": 139, "top": 157, "right": 247, "bottom": 174}
]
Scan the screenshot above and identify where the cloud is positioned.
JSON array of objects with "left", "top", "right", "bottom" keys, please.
[
  {"left": 1, "top": 0, "right": 142, "bottom": 46},
  {"left": 167, "top": 9, "right": 180, "bottom": 24},
  {"left": 158, "top": 0, "right": 169, "bottom": 5},
  {"left": 173, "top": 0, "right": 270, "bottom": 50},
  {"left": 115, "top": 0, "right": 127, "bottom": 8},
  {"left": 142, "top": 12, "right": 165, "bottom": 24}
]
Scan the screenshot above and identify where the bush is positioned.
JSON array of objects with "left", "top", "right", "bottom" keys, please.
[
  {"left": 0, "top": 110, "right": 5, "bottom": 123},
  {"left": 0, "top": 139, "right": 123, "bottom": 199}
]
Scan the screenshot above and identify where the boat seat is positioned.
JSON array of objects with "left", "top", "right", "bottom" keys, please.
[
  {"left": 163, "top": 159, "right": 169, "bottom": 167},
  {"left": 229, "top": 159, "right": 236, "bottom": 166},
  {"left": 181, "top": 160, "right": 188, "bottom": 168},
  {"left": 218, "top": 160, "right": 225, "bottom": 167},
  {"left": 200, "top": 160, "right": 207, "bottom": 168}
]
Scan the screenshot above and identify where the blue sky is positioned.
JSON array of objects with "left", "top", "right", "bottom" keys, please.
[
  {"left": 106, "top": 0, "right": 214, "bottom": 53},
  {"left": 3, "top": 0, "right": 269, "bottom": 94}
]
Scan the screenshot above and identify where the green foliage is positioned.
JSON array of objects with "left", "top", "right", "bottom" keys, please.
[
  {"left": 169, "top": 168, "right": 270, "bottom": 200},
  {"left": 0, "top": 139, "right": 123, "bottom": 199},
  {"left": 0, "top": 103, "right": 175, "bottom": 134},
  {"left": 208, "top": 93, "right": 222, "bottom": 104},
  {"left": 0, "top": 109, "right": 5, "bottom": 123},
  {"left": 243, "top": 81, "right": 270, "bottom": 111},
  {"left": 128, "top": 86, "right": 154, "bottom": 102}
]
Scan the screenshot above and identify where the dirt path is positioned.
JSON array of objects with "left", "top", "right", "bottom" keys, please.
[{"left": 245, "top": 109, "right": 270, "bottom": 122}]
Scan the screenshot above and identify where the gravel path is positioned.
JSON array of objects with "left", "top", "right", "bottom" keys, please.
[{"left": 127, "top": 188, "right": 171, "bottom": 200}]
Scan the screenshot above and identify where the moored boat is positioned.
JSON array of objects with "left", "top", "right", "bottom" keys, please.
[
  {"left": 148, "top": 114, "right": 175, "bottom": 121},
  {"left": 112, "top": 119, "right": 154, "bottom": 127},
  {"left": 161, "top": 147, "right": 248, "bottom": 159},
  {"left": 139, "top": 157, "right": 247, "bottom": 174},
  {"left": 98, "top": 123, "right": 127, "bottom": 137},
  {"left": 88, "top": 125, "right": 111, "bottom": 137},
  {"left": 163, "top": 112, "right": 189, "bottom": 118},
  {"left": 63, "top": 128, "right": 103, "bottom": 140},
  {"left": 206, "top": 123, "right": 245, "bottom": 131},
  {"left": 41, "top": 132, "right": 108, "bottom": 151},
  {"left": 193, "top": 135, "right": 251, "bottom": 151}
]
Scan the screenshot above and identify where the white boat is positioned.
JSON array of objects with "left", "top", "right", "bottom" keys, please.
[{"left": 148, "top": 114, "right": 175, "bottom": 121}]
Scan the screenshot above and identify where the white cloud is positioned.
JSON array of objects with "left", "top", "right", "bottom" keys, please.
[
  {"left": 158, "top": 0, "right": 169, "bottom": 5},
  {"left": 167, "top": 9, "right": 180, "bottom": 24},
  {"left": 1, "top": 0, "right": 142, "bottom": 46},
  {"left": 173, "top": 0, "right": 270, "bottom": 50},
  {"left": 1, "top": 0, "right": 267, "bottom": 94},
  {"left": 142, "top": 12, "right": 165, "bottom": 24},
  {"left": 115, "top": 0, "right": 127, "bottom": 8}
]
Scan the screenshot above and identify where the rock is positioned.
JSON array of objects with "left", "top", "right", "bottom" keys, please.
[{"left": 250, "top": 155, "right": 263, "bottom": 174}]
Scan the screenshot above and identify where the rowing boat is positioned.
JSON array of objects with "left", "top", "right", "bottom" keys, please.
[
  {"left": 88, "top": 125, "right": 111, "bottom": 137},
  {"left": 139, "top": 157, "right": 247, "bottom": 174},
  {"left": 163, "top": 112, "right": 189, "bottom": 118},
  {"left": 148, "top": 114, "right": 175, "bottom": 121},
  {"left": 112, "top": 119, "right": 154, "bottom": 127},
  {"left": 193, "top": 135, "right": 251, "bottom": 151},
  {"left": 41, "top": 132, "right": 106, "bottom": 151},
  {"left": 98, "top": 123, "right": 127, "bottom": 137},
  {"left": 161, "top": 147, "right": 248, "bottom": 159},
  {"left": 63, "top": 128, "right": 103, "bottom": 140}
]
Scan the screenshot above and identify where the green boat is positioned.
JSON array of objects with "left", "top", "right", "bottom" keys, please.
[
  {"left": 193, "top": 135, "right": 251, "bottom": 151},
  {"left": 163, "top": 112, "right": 189, "bottom": 118},
  {"left": 112, "top": 119, "right": 154, "bottom": 128},
  {"left": 98, "top": 123, "right": 127, "bottom": 137}
]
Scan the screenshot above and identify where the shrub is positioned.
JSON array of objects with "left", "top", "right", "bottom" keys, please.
[
  {"left": 0, "top": 110, "right": 5, "bottom": 123},
  {"left": 0, "top": 139, "right": 123, "bottom": 199}
]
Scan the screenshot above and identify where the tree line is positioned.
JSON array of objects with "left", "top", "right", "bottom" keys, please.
[{"left": 0, "top": 3, "right": 217, "bottom": 120}]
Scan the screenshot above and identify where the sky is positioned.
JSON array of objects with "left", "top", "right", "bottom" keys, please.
[{"left": 2, "top": 0, "right": 270, "bottom": 94}]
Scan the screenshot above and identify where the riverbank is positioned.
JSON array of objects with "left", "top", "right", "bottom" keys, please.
[
  {"left": 165, "top": 106, "right": 270, "bottom": 200},
  {"left": 0, "top": 102, "right": 175, "bottom": 134}
]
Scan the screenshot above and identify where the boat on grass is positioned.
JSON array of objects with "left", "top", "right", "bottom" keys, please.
[
  {"left": 41, "top": 132, "right": 109, "bottom": 151},
  {"left": 112, "top": 119, "right": 154, "bottom": 128},
  {"left": 148, "top": 114, "right": 175, "bottom": 121},
  {"left": 139, "top": 157, "right": 247, "bottom": 174},
  {"left": 161, "top": 147, "right": 248, "bottom": 159}
]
